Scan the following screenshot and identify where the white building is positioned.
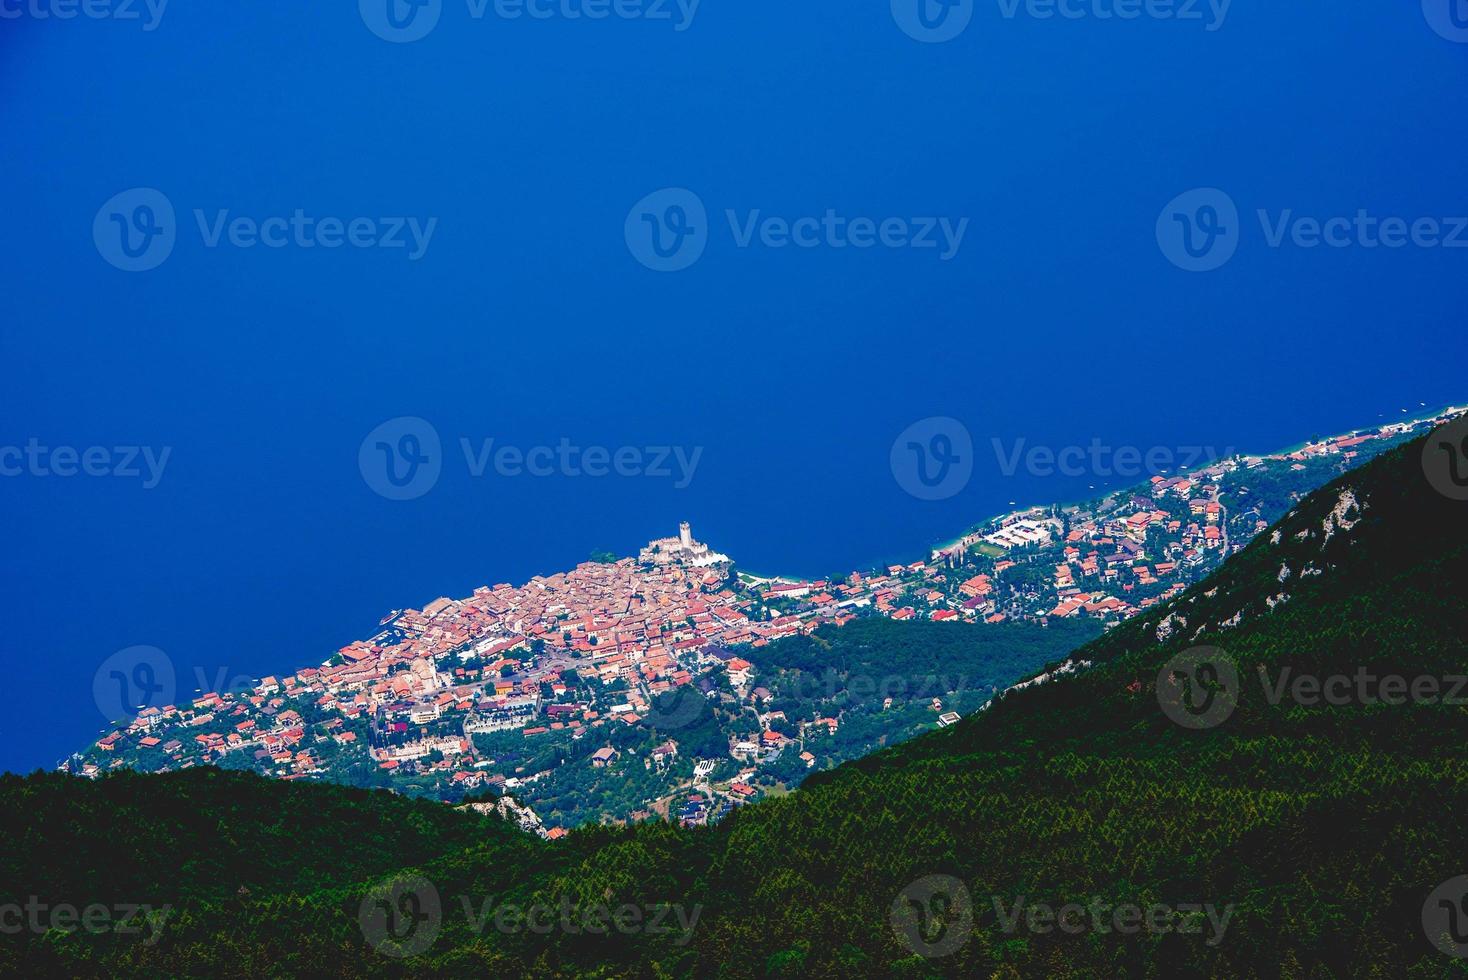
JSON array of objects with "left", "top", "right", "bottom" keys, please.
[
  {"left": 983, "top": 519, "right": 1055, "bottom": 550},
  {"left": 639, "top": 521, "right": 730, "bottom": 568}
]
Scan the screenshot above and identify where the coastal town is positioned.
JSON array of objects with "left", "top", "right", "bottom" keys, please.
[{"left": 68, "top": 410, "right": 1452, "bottom": 832}]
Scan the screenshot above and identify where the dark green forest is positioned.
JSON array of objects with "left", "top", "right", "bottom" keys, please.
[{"left": 4, "top": 435, "right": 1467, "bottom": 977}]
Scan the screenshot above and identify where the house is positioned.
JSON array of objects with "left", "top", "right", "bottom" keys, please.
[
  {"left": 451, "top": 770, "right": 485, "bottom": 789},
  {"left": 650, "top": 740, "right": 678, "bottom": 767},
  {"left": 726, "top": 658, "right": 754, "bottom": 686},
  {"left": 590, "top": 746, "right": 618, "bottom": 768},
  {"left": 959, "top": 574, "right": 992, "bottom": 598},
  {"left": 763, "top": 582, "right": 811, "bottom": 600},
  {"left": 731, "top": 738, "right": 760, "bottom": 759}
]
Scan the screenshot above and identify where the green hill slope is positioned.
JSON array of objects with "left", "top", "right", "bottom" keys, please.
[{"left": 6, "top": 432, "right": 1468, "bottom": 978}]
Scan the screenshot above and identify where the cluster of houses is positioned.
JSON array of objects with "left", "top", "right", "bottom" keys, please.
[{"left": 75, "top": 411, "right": 1449, "bottom": 822}]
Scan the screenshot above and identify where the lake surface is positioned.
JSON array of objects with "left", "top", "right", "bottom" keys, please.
[{"left": 1, "top": 3, "right": 1464, "bottom": 772}]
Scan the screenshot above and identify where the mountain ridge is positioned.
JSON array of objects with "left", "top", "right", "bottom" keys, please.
[
  {"left": 8, "top": 427, "right": 1468, "bottom": 975},
  {"left": 67, "top": 408, "right": 1455, "bottom": 834}
]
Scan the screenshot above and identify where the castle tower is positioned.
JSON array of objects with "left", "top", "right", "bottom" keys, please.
[{"left": 679, "top": 521, "right": 693, "bottom": 549}]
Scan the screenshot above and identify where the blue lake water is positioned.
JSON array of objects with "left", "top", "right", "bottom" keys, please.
[{"left": 1, "top": 3, "right": 1464, "bottom": 772}]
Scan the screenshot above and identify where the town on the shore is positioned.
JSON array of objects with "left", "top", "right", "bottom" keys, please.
[{"left": 69, "top": 409, "right": 1456, "bottom": 833}]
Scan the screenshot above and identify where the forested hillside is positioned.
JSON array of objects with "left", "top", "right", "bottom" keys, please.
[{"left": 6, "top": 434, "right": 1466, "bottom": 978}]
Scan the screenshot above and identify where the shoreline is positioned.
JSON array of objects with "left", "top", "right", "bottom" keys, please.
[
  {"left": 910, "top": 403, "right": 1460, "bottom": 570},
  {"left": 440, "top": 404, "right": 1465, "bottom": 608},
  {"left": 335, "top": 403, "right": 1468, "bottom": 675}
]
